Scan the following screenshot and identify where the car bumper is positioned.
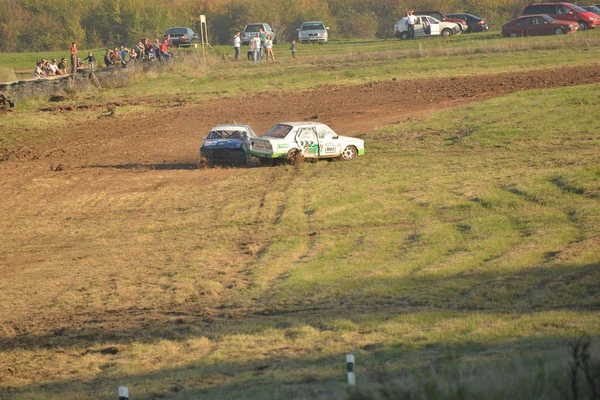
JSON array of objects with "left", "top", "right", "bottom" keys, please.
[
  {"left": 589, "top": 20, "right": 600, "bottom": 29},
  {"left": 299, "top": 37, "right": 327, "bottom": 43},
  {"left": 201, "top": 148, "right": 247, "bottom": 162},
  {"left": 249, "top": 149, "right": 287, "bottom": 158}
]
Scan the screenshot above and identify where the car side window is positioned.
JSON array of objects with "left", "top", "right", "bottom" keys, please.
[
  {"left": 298, "top": 128, "right": 316, "bottom": 140},
  {"left": 429, "top": 17, "right": 439, "bottom": 24},
  {"left": 317, "top": 127, "right": 335, "bottom": 139},
  {"left": 517, "top": 18, "right": 531, "bottom": 26}
]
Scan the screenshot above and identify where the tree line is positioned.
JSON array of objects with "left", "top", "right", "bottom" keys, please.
[{"left": 0, "top": 0, "right": 528, "bottom": 52}]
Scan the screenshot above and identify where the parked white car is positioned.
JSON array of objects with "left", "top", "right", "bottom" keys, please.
[
  {"left": 242, "top": 23, "right": 276, "bottom": 44},
  {"left": 394, "top": 15, "right": 461, "bottom": 40},
  {"left": 250, "top": 122, "right": 364, "bottom": 165},
  {"left": 298, "top": 21, "right": 329, "bottom": 43}
]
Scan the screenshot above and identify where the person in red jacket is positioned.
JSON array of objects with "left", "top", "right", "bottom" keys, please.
[{"left": 160, "top": 39, "right": 171, "bottom": 62}]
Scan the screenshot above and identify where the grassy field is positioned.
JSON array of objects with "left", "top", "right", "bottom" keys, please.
[{"left": 1, "top": 76, "right": 599, "bottom": 399}]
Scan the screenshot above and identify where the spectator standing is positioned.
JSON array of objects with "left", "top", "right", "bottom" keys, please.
[
  {"left": 251, "top": 33, "right": 261, "bottom": 65},
  {"left": 259, "top": 29, "right": 267, "bottom": 60},
  {"left": 83, "top": 52, "right": 96, "bottom": 71},
  {"left": 247, "top": 41, "right": 253, "bottom": 60},
  {"left": 290, "top": 40, "right": 296, "bottom": 58},
  {"left": 265, "top": 35, "right": 275, "bottom": 63},
  {"left": 233, "top": 31, "right": 241, "bottom": 60},
  {"left": 70, "top": 42, "right": 78, "bottom": 74},
  {"left": 407, "top": 11, "right": 417, "bottom": 40}
]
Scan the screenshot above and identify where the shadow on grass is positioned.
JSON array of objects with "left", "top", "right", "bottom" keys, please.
[
  {"left": 0, "top": 261, "right": 598, "bottom": 354},
  {"left": 2, "top": 334, "right": 596, "bottom": 400}
]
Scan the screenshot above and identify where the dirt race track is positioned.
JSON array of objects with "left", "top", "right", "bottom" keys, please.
[
  {"left": 1, "top": 64, "right": 600, "bottom": 386},
  {"left": 3, "top": 63, "right": 600, "bottom": 174}
]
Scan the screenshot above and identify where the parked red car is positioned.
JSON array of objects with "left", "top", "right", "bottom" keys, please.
[
  {"left": 502, "top": 14, "right": 578, "bottom": 37},
  {"left": 521, "top": 2, "right": 600, "bottom": 31}
]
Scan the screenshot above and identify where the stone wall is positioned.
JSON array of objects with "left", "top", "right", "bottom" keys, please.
[{"left": 0, "top": 65, "right": 140, "bottom": 102}]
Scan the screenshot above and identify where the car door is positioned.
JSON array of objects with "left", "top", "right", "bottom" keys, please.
[
  {"left": 317, "top": 126, "right": 340, "bottom": 157},
  {"left": 426, "top": 17, "right": 441, "bottom": 35},
  {"left": 296, "top": 127, "right": 319, "bottom": 157},
  {"left": 414, "top": 17, "right": 426, "bottom": 37},
  {"left": 515, "top": 17, "right": 533, "bottom": 35}
]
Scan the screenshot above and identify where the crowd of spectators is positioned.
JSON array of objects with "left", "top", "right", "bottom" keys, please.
[
  {"left": 34, "top": 58, "right": 69, "bottom": 78},
  {"left": 33, "top": 37, "right": 173, "bottom": 80}
]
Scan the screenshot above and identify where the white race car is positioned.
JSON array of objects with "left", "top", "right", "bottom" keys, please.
[{"left": 250, "top": 122, "right": 365, "bottom": 165}]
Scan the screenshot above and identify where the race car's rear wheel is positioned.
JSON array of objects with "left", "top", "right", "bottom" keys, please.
[
  {"left": 340, "top": 146, "right": 357, "bottom": 161},
  {"left": 286, "top": 149, "right": 304, "bottom": 165},
  {"left": 400, "top": 32, "right": 409, "bottom": 40}
]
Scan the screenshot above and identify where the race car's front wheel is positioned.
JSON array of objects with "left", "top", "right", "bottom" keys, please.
[
  {"left": 198, "top": 155, "right": 211, "bottom": 169},
  {"left": 340, "top": 146, "right": 357, "bottom": 161},
  {"left": 442, "top": 28, "right": 453, "bottom": 37}
]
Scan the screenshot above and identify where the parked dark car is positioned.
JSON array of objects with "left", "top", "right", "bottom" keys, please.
[
  {"left": 446, "top": 13, "right": 489, "bottom": 32},
  {"left": 581, "top": 5, "right": 600, "bottom": 16},
  {"left": 414, "top": 10, "right": 469, "bottom": 31},
  {"left": 502, "top": 14, "right": 578, "bottom": 37},
  {"left": 521, "top": 2, "right": 600, "bottom": 31},
  {"left": 163, "top": 27, "right": 199, "bottom": 47}
]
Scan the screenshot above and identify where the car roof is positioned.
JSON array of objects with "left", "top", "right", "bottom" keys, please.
[
  {"left": 210, "top": 124, "right": 252, "bottom": 130},
  {"left": 302, "top": 21, "right": 325, "bottom": 24},
  {"left": 277, "top": 122, "right": 328, "bottom": 127}
]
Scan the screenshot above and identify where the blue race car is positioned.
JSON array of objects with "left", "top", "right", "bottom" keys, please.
[{"left": 199, "top": 124, "right": 257, "bottom": 167}]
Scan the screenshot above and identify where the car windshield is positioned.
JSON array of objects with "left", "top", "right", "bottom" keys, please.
[
  {"left": 245, "top": 24, "right": 265, "bottom": 33},
  {"left": 167, "top": 28, "right": 187, "bottom": 35},
  {"left": 570, "top": 4, "right": 587, "bottom": 13},
  {"left": 207, "top": 130, "right": 246, "bottom": 139},
  {"left": 264, "top": 124, "right": 293, "bottom": 138},
  {"left": 301, "top": 23, "right": 325, "bottom": 30},
  {"left": 542, "top": 14, "right": 556, "bottom": 22}
]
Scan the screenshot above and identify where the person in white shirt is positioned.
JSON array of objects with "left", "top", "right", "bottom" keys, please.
[
  {"left": 265, "top": 35, "right": 275, "bottom": 63},
  {"left": 233, "top": 31, "right": 241, "bottom": 60},
  {"left": 251, "top": 33, "right": 261, "bottom": 64},
  {"left": 48, "top": 59, "right": 60, "bottom": 75},
  {"left": 407, "top": 11, "right": 417, "bottom": 39}
]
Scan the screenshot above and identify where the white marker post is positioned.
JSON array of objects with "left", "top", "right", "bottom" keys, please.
[
  {"left": 346, "top": 353, "right": 356, "bottom": 386},
  {"left": 118, "top": 386, "right": 129, "bottom": 400}
]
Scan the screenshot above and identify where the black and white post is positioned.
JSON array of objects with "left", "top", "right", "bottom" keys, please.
[
  {"left": 346, "top": 353, "right": 356, "bottom": 386},
  {"left": 118, "top": 386, "right": 129, "bottom": 400}
]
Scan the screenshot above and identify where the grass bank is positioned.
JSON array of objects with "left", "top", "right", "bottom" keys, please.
[{"left": 1, "top": 80, "right": 598, "bottom": 399}]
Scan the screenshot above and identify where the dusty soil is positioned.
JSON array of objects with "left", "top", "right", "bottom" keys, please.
[{"left": 1, "top": 64, "right": 600, "bottom": 393}]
